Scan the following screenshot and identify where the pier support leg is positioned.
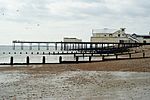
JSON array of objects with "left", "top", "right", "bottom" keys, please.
[
  {"left": 21, "top": 43, "right": 24, "bottom": 50},
  {"left": 30, "top": 43, "right": 32, "bottom": 50},
  {"left": 38, "top": 43, "right": 40, "bottom": 50},
  {"left": 61, "top": 43, "right": 63, "bottom": 51},
  {"left": 13, "top": 43, "right": 15, "bottom": 50},
  {"left": 55, "top": 43, "right": 57, "bottom": 50},
  {"left": 47, "top": 43, "right": 49, "bottom": 50}
]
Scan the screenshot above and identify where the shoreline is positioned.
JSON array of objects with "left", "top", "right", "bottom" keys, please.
[{"left": 0, "top": 56, "right": 150, "bottom": 72}]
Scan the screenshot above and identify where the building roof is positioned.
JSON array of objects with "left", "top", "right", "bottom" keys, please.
[
  {"left": 132, "top": 33, "right": 150, "bottom": 39},
  {"left": 92, "top": 28, "right": 118, "bottom": 34}
]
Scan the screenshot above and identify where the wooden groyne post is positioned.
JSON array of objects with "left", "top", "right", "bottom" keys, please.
[
  {"left": 129, "top": 53, "right": 131, "bottom": 59},
  {"left": 143, "top": 52, "right": 145, "bottom": 58},
  {"left": 59, "top": 56, "right": 62, "bottom": 64},
  {"left": 76, "top": 56, "right": 79, "bottom": 62},
  {"left": 10, "top": 56, "right": 13, "bottom": 65},
  {"left": 42, "top": 56, "right": 46, "bottom": 64},
  {"left": 26, "top": 56, "right": 30, "bottom": 64},
  {"left": 89, "top": 56, "right": 91, "bottom": 62},
  {"left": 102, "top": 55, "right": 105, "bottom": 61}
]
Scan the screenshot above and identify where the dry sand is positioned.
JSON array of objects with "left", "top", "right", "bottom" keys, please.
[{"left": 0, "top": 46, "right": 150, "bottom": 100}]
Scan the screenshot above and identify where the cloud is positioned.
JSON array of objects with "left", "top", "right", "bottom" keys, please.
[{"left": 0, "top": 0, "right": 150, "bottom": 44}]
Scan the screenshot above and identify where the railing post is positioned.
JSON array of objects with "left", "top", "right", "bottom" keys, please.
[
  {"left": 59, "top": 56, "right": 62, "bottom": 64},
  {"left": 42, "top": 56, "right": 45, "bottom": 64},
  {"left": 10, "top": 56, "right": 13, "bottom": 65},
  {"left": 26, "top": 56, "right": 30, "bottom": 64}
]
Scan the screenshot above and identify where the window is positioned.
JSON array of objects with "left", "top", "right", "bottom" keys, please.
[
  {"left": 118, "top": 34, "right": 120, "bottom": 37},
  {"left": 104, "top": 35, "right": 107, "bottom": 37}
]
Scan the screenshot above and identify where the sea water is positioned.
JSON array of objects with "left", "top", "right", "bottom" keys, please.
[{"left": 0, "top": 45, "right": 91, "bottom": 64}]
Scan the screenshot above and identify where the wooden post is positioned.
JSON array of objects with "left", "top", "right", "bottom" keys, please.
[
  {"left": 76, "top": 56, "right": 78, "bottom": 62},
  {"left": 13, "top": 43, "right": 15, "bottom": 50},
  {"left": 10, "top": 56, "right": 13, "bottom": 65},
  {"left": 42, "top": 56, "right": 45, "bottom": 64},
  {"left": 26, "top": 56, "right": 29, "bottom": 64},
  {"left": 129, "top": 53, "right": 131, "bottom": 59},
  {"left": 38, "top": 43, "right": 40, "bottom": 50},
  {"left": 102, "top": 55, "right": 105, "bottom": 61},
  {"left": 143, "top": 52, "right": 145, "bottom": 58},
  {"left": 89, "top": 56, "right": 91, "bottom": 62},
  {"left": 61, "top": 43, "right": 63, "bottom": 51},
  {"left": 30, "top": 43, "right": 32, "bottom": 50},
  {"left": 115, "top": 54, "right": 118, "bottom": 59},
  {"left": 46, "top": 43, "right": 49, "bottom": 50},
  {"left": 55, "top": 43, "right": 57, "bottom": 50},
  {"left": 59, "top": 56, "right": 62, "bottom": 64},
  {"left": 21, "top": 43, "right": 23, "bottom": 50}
]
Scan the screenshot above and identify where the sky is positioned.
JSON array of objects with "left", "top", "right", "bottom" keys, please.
[{"left": 0, "top": 0, "right": 150, "bottom": 44}]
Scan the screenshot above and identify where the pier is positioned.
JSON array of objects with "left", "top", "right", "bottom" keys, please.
[
  {"left": 12, "top": 40, "right": 148, "bottom": 51},
  {"left": 0, "top": 40, "right": 149, "bottom": 65}
]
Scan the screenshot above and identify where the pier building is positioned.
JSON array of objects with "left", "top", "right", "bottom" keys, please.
[{"left": 90, "top": 28, "right": 150, "bottom": 43}]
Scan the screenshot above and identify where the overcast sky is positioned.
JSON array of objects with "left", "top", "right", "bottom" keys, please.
[{"left": 0, "top": 0, "right": 150, "bottom": 44}]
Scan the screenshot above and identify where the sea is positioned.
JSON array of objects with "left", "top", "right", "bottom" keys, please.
[{"left": 0, "top": 45, "right": 95, "bottom": 64}]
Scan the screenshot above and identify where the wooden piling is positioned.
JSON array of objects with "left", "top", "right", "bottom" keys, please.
[
  {"left": 42, "top": 56, "right": 46, "bottom": 64},
  {"left": 55, "top": 43, "right": 57, "bottom": 50},
  {"left": 46, "top": 43, "right": 49, "bottom": 50},
  {"left": 143, "top": 52, "right": 145, "bottom": 58},
  {"left": 10, "top": 56, "right": 13, "bottom": 65},
  {"left": 129, "top": 53, "right": 131, "bottom": 59},
  {"left": 115, "top": 54, "right": 118, "bottom": 59},
  {"left": 30, "top": 43, "right": 32, "bottom": 50},
  {"left": 89, "top": 56, "right": 91, "bottom": 62},
  {"left": 21, "top": 43, "right": 23, "bottom": 50},
  {"left": 13, "top": 43, "right": 15, "bottom": 50},
  {"left": 76, "top": 56, "right": 79, "bottom": 62},
  {"left": 102, "top": 55, "right": 105, "bottom": 61},
  {"left": 59, "top": 56, "right": 62, "bottom": 64},
  {"left": 26, "top": 56, "right": 29, "bottom": 64}
]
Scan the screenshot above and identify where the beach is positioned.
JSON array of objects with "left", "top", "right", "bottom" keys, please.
[{"left": 0, "top": 46, "right": 150, "bottom": 100}]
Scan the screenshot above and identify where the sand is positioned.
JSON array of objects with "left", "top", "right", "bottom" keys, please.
[{"left": 0, "top": 46, "right": 150, "bottom": 100}]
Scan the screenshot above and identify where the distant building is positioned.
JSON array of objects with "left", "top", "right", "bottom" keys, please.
[
  {"left": 131, "top": 32, "right": 150, "bottom": 43},
  {"left": 90, "top": 28, "right": 150, "bottom": 43},
  {"left": 64, "top": 37, "right": 82, "bottom": 42}
]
